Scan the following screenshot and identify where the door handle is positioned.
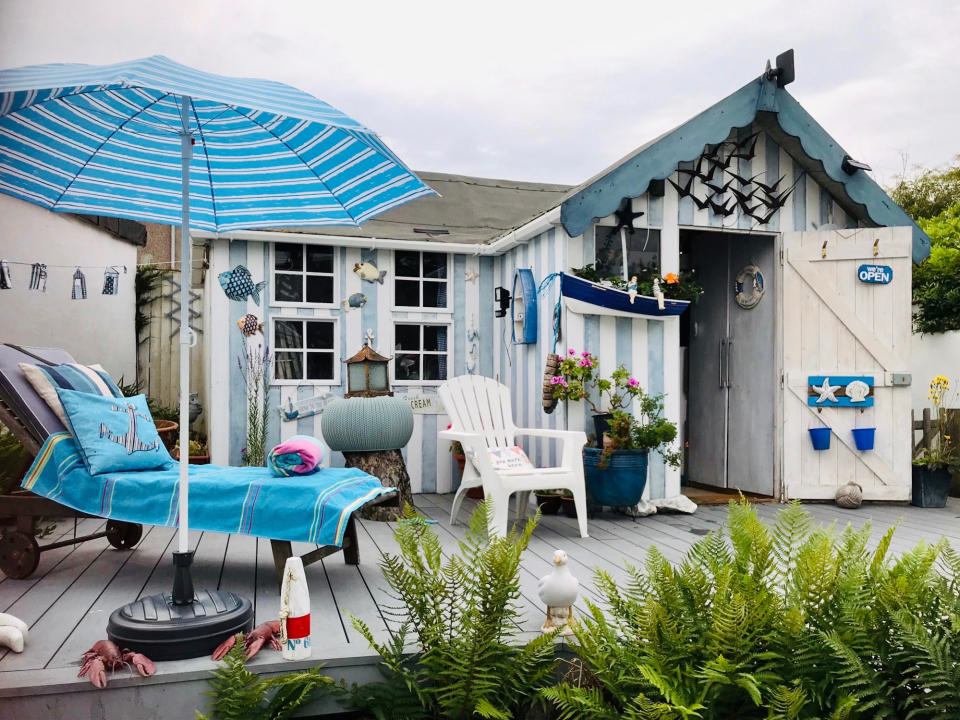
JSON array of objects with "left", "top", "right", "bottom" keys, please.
[
  {"left": 725, "top": 338, "right": 733, "bottom": 388},
  {"left": 719, "top": 338, "right": 726, "bottom": 389}
]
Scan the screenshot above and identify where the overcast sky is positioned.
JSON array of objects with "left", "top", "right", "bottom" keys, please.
[{"left": 1, "top": 0, "right": 957, "bottom": 188}]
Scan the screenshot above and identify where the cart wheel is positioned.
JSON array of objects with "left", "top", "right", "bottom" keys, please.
[
  {"left": 0, "top": 532, "right": 41, "bottom": 579},
  {"left": 106, "top": 521, "right": 143, "bottom": 550}
]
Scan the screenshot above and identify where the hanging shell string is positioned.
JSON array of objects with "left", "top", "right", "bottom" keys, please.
[{"left": 537, "top": 272, "right": 563, "bottom": 354}]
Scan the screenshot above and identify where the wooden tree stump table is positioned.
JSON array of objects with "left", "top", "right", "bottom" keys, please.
[{"left": 342, "top": 449, "right": 413, "bottom": 521}]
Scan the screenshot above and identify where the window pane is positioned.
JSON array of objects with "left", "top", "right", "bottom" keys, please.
[
  {"left": 306, "top": 275, "right": 333, "bottom": 304},
  {"left": 395, "top": 324, "right": 420, "bottom": 350},
  {"left": 348, "top": 363, "right": 366, "bottom": 392},
  {"left": 423, "top": 354, "right": 446, "bottom": 381},
  {"left": 422, "top": 280, "right": 447, "bottom": 308},
  {"left": 423, "top": 252, "right": 447, "bottom": 278},
  {"left": 395, "top": 250, "right": 419, "bottom": 277},
  {"left": 307, "top": 352, "right": 334, "bottom": 380},
  {"left": 423, "top": 325, "right": 447, "bottom": 351},
  {"left": 306, "top": 246, "right": 334, "bottom": 273},
  {"left": 594, "top": 227, "right": 661, "bottom": 278},
  {"left": 306, "top": 321, "right": 334, "bottom": 349},
  {"left": 396, "top": 354, "right": 419, "bottom": 380},
  {"left": 369, "top": 363, "right": 388, "bottom": 390},
  {"left": 275, "top": 320, "right": 303, "bottom": 349},
  {"left": 594, "top": 227, "right": 624, "bottom": 279},
  {"left": 395, "top": 279, "right": 419, "bottom": 307},
  {"left": 275, "top": 351, "right": 303, "bottom": 380},
  {"left": 626, "top": 228, "right": 661, "bottom": 272},
  {"left": 275, "top": 273, "right": 303, "bottom": 302},
  {"left": 275, "top": 243, "right": 303, "bottom": 271}
]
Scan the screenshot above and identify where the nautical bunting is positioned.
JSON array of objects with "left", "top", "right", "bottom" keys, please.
[
  {"left": 71, "top": 268, "right": 86, "bottom": 300},
  {"left": 0, "top": 261, "right": 11, "bottom": 289},
  {"left": 29, "top": 263, "right": 46, "bottom": 291}
]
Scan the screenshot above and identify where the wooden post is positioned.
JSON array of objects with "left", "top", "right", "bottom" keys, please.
[{"left": 342, "top": 448, "right": 413, "bottom": 521}]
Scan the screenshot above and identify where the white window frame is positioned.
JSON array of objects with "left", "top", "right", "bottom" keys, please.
[
  {"left": 592, "top": 223, "right": 662, "bottom": 278},
  {"left": 391, "top": 249, "right": 453, "bottom": 313},
  {"left": 390, "top": 320, "right": 453, "bottom": 387},
  {"left": 269, "top": 242, "right": 339, "bottom": 309},
  {"left": 269, "top": 315, "right": 340, "bottom": 387}
]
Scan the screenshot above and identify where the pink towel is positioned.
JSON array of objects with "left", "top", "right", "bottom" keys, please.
[{"left": 268, "top": 435, "right": 325, "bottom": 476}]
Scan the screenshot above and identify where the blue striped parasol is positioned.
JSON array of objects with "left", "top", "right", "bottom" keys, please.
[{"left": 0, "top": 55, "right": 435, "bottom": 655}]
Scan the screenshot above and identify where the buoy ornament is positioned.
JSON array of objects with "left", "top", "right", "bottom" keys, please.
[{"left": 279, "top": 557, "right": 311, "bottom": 660}]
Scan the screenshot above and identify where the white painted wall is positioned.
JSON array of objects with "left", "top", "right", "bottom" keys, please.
[
  {"left": 0, "top": 195, "right": 138, "bottom": 382},
  {"left": 912, "top": 330, "right": 960, "bottom": 410}
]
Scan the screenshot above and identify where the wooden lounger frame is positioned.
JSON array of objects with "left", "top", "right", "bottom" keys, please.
[{"left": 0, "top": 385, "right": 396, "bottom": 584}]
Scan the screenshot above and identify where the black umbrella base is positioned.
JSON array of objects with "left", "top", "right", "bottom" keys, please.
[{"left": 107, "top": 589, "right": 254, "bottom": 661}]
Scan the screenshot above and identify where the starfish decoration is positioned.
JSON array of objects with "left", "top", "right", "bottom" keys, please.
[
  {"left": 614, "top": 197, "right": 644, "bottom": 231},
  {"left": 813, "top": 377, "right": 841, "bottom": 404},
  {"left": 464, "top": 269, "right": 479, "bottom": 283}
]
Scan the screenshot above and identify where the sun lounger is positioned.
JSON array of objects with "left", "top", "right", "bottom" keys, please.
[{"left": 0, "top": 343, "right": 396, "bottom": 583}]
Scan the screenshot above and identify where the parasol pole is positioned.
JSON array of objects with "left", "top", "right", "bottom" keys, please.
[{"left": 173, "top": 94, "right": 195, "bottom": 604}]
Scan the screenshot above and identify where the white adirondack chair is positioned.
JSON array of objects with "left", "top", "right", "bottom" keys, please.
[{"left": 438, "top": 375, "right": 589, "bottom": 538}]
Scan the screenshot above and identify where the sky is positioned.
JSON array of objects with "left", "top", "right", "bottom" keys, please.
[{"left": 1, "top": 0, "right": 958, "bottom": 189}]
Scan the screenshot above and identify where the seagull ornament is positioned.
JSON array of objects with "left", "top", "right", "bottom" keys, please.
[{"left": 814, "top": 377, "right": 841, "bottom": 404}]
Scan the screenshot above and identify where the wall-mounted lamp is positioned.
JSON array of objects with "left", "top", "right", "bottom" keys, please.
[{"left": 494, "top": 286, "right": 511, "bottom": 318}]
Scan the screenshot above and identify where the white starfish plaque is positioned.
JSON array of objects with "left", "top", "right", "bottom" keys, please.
[{"left": 814, "top": 377, "right": 841, "bottom": 404}]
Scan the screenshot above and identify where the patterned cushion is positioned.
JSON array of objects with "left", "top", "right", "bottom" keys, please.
[
  {"left": 56, "top": 389, "right": 173, "bottom": 475},
  {"left": 18, "top": 362, "right": 123, "bottom": 426},
  {"left": 0, "top": 345, "right": 76, "bottom": 441}
]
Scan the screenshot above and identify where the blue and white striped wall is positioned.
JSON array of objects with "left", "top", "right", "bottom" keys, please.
[{"left": 205, "top": 124, "right": 865, "bottom": 499}]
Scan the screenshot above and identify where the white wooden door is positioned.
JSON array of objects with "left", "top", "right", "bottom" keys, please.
[{"left": 782, "top": 227, "right": 913, "bottom": 500}]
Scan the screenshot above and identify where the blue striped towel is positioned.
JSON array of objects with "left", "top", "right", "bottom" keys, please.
[{"left": 23, "top": 433, "right": 395, "bottom": 546}]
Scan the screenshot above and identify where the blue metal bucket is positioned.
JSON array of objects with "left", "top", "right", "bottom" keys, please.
[
  {"left": 583, "top": 447, "right": 648, "bottom": 507},
  {"left": 808, "top": 427, "right": 831, "bottom": 451}
]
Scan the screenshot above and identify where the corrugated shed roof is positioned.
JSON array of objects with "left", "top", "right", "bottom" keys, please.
[{"left": 278, "top": 171, "right": 572, "bottom": 245}]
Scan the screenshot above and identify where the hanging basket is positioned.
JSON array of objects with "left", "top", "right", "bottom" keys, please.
[
  {"left": 851, "top": 428, "right": 875, "bottom": 452},
  {"left": 808, "top": 427, "right": 831, "bottom": 451}
]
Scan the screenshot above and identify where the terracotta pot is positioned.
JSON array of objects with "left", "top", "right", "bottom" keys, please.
[
  {"left": 453, "top": 453, "right": 466, "bottom": 473},
  {"left": 561, "top": 496, "right": 578, "bottom": 518},
  {"left": 173, "top": 450, "right": 210, "bottom": 465},
  {"left": 154, "top": 420, "right": 178, "bottom": 451}
]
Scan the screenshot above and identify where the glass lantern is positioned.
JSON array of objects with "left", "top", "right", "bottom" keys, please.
[{"left": 344, "top": 344, "right": 393, "bottom": 398}]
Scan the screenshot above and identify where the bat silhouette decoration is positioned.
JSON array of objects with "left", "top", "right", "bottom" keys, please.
[
  {"left": 752, "top": 174, "right": 787, "bottom": 195},
  {"left": 668, "top": 173, "right": 696, "bottom": 197},
  {"left": 704, "top": 179, "right": 733, "bottom": 196},
  {"left": 745, "top": 187, "right": 795, "bottom": 223},
  {"left": 709, "top": 198, "right": 737, "bottom": 216},
  {"left": 726, "top": 132, "right": 760, "bottom": 161}
]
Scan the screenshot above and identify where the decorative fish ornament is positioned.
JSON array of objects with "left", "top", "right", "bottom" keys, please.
[
  {"left": 342, "top": 292, "right": 367, "bottom": 309},
  {"left": 237, "top": 313, "right": 264, "bottom": 336},
  {"left": 218, "top": 265, "right": 267, "bottom": 305},
  {"left": 353, "top": 262, "right": 386, "bottom": 284}
]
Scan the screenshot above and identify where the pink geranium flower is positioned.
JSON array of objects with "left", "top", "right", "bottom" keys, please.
[
  {"left": 568, "top": 348, "right": 576, "bottom": 355},
  {"left": 628, "top": 377, "right": 639, "bottom": 387}
]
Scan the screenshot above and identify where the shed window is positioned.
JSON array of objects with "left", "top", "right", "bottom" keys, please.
[
  {"left": 274, "top": 319, "right": 336, "bottom": 382},
  {"left": 594, "top": 227, "right": 661, "bottom": 279},
  {"left": 394, "top": 250, "right": 448, "bottom": 308},
  {"left": 273, "top": 242, "right": 335, "bottom": 305},
  {"left": 394, "top": 323, "right": 448, "bottom": 383}
]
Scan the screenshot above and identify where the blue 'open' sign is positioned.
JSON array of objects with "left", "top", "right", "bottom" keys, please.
[{"left": 857, "top": 264, "right": 892, "bottom": 284}]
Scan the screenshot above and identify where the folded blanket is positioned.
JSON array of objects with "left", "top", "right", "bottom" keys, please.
[
  {"left": 23, "top": 433, "right": 394, "bottom": 547},
  {"left": 268, "top": 435, "right": 324, "bottom": 477}
]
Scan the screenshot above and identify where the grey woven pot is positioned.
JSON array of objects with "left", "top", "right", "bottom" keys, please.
[{"left": 321, "top": 396, "right": 414, "bottom": 452}]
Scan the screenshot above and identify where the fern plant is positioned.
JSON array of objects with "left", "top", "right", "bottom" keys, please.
[
  {"left": 197, "top": 640, "right": 337, "bottom": 720},
  {"left": 347, "top": 502, "right": 556, "bottom": 720},
  {"left": 546, "top": 499, "right": 960, "bottom": 720}
]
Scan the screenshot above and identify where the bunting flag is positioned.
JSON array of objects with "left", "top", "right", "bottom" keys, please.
[
  {"left": 71, "top": 268, "right": 87, "bottom": 300},
  {"left": 29, "top": 263, "right": 47, "bottom": 291},
  {"left": 102, "top": 267, "right": 119, "bottom": 295},
  {"left": 0, "top": 261, "right": 11, "bottom": 289}
]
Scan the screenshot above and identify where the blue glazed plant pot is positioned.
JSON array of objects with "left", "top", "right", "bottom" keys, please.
[
  {"left": 583, "top": 447, "right": 648, "bottom": 508},
  {"left": 851, "top": 427, "right": 875, "bottom": 451},
  {"left": 808, "top": 427, "right": 831, "bottom": 451},
  {"left": 321, "top": 396, "right": 414, "bottom": 452},
  {"left": 911, "top": 466, "right": 951, "bottom": 508}
]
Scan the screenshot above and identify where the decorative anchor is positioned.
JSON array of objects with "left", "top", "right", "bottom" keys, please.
[{"left": 365, "top": 328, "right": 376, "bottom": 347}]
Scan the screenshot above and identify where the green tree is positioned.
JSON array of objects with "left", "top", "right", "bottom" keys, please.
[{"left": 888, "top": 158, "right": 960, "bottom": 334}]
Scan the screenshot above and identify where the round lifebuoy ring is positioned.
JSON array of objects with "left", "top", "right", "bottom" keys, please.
[{"left": 734, "top": 264, "right": 765, "bottom": 309}]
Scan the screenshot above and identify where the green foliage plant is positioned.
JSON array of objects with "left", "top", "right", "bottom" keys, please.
[
  {"left": 544, "top": 499, "right": 960, "bottom": 719},
  {"left": 197, "top": 639, "right": 337, "bottom": 720},
  {"left": 347, "top": 502, "right": 556, "bottom": 720},
  {"left": 571, "top": 263, "right": 703, "bottom": 303},
  {"left": 549, "top": 351, "right": 644, "bottom": 415},
  {"left": 238, "top": 342, "right": 272, "bottom": 466},
  {"left": 914, "top": 375, "right": 959, "bottom": 472}
]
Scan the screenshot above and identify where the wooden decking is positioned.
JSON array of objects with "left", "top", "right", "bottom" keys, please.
[{"left": 1, "top": 494, "right": 958, "bottom": 719}]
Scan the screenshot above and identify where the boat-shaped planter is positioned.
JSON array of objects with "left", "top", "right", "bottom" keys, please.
[{"left": 560, "top": 273, "right": 690, "bottom": 318}]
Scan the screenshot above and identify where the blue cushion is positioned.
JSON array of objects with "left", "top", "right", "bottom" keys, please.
[{"left": 57, "top": 389, "right": 174, "bottom": 475}]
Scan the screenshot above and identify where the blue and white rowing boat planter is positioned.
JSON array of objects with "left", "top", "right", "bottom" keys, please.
[
  {"left": 512, "top": 268, "right": 538, "bottom": 343},
  {"left": 560, "top": 273, "right": 690, "bottom": 319}
]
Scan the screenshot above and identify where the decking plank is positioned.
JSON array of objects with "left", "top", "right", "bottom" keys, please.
[
  {"left": 44, "top": 525, "right": 177, "bottom": 670},
  {"left": 320, "top": 556, "right": 390, "bottom": 645}
]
